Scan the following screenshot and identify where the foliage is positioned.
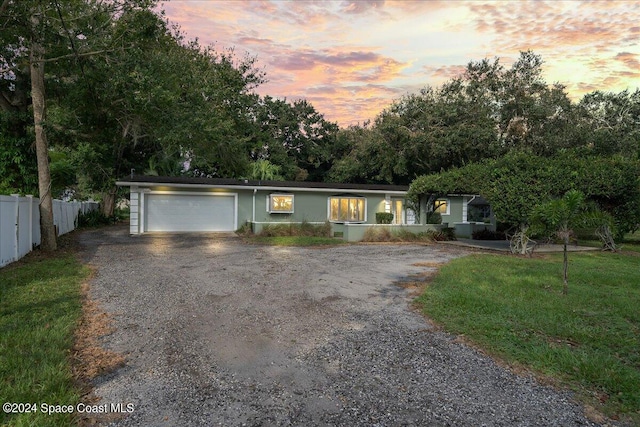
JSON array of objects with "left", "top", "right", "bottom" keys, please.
[
  {"left": 471, "top": 228, "right": 506, "bottom": 240},
  {"left": 375, "top": 212, "right": 394, "bottom": 224},
  {"left": 258, "top": 221, "right": 332, "bottom": 238},
  {"left": 77, "top": 209, "right": 114, "bottom": 228},
  {"left": 417, "top": 252, "right": 640, "bottom": 423},
  {"left": 249, "top": 159, "right": 283, "bottom": 181},
  {"left": 0, "top": 111, "right": 38, "bottom": 195},
  {"left": 361, "top": 227, "right": 435, "bottom": 243},
  {"left": 0, "top": 253, "right": 89, "bottom": 426},
  {"left": 530, "top": 190, "right": 615, "bottom": 293},
  {"left": 425, "top": 211, "right": 442, "bottom": 224},
  {"left": 410, "top": 151, "right": 640, "bottom": 239},
  {"left": 248, "top": 97, "right": 340, "bottom": 182}
]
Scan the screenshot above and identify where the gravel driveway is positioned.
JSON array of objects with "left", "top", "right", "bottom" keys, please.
[{"left": 80, "top": 226, "right": 601, "bottom": 426}]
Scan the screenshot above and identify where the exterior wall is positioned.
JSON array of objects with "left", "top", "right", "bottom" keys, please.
[
  {"left": 440, "top": 195, "right": 465, "bottom": 225},
  {"left": 248, "top": 191, "right": 396, "bottom": 232}
]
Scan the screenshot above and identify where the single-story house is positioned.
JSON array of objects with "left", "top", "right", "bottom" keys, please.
[{"left": 116, "top": 176, "right": 495, "bottom": 241}]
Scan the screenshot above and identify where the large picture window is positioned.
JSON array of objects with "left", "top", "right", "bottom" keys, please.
[
  {"left": 329, "top": 196, "right": 365, "bottom": 222},
  {"left": 269, "top": 194, "right": 294, "bottom": 213}
]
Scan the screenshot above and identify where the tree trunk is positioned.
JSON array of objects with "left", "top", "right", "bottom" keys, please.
[
  {"left": 101, "top": 187, "right": 117, "bottom": 217},
  {"left": 30, "top": 28, "right": 57, "bottom": 252},
  {"left": 562, "top": 236, "right": 568, "bottom": 295}
]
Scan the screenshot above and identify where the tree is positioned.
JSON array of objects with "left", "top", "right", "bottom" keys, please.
[
  {"left": 1, "top": 0, "right": 158, "bottom": 249},
  {"left": 409, "top": 151, "right": 640, "bottom": 241},
  {"left": 53, "top": 7, "right": 265, "bottom": 215},
  {"left": 249, "top": 96, "right": 339, "bottom": 181},
  {"left": 577, "top": 89, "right": 640, "bottom": 158},
  {"left": 530, "top": 190, "right": 614, "bottom": 294},
  {"left": 249, "top": 159, "right": 283, "bottom": 181}
]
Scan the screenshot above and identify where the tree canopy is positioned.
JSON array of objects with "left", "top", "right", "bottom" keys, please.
[{"left": 408, "top": 151, "right": 640, "bottom": 239}]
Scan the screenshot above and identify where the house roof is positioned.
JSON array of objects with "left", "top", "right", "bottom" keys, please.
[{"left": 116, "top": 175, "right": 409, "bottom": 193}]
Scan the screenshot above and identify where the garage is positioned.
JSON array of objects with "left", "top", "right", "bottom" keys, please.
[{"left": 145, "top": 193, "right": 236, "bottom": 232}]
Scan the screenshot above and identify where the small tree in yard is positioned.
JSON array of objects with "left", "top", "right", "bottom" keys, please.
[{"left": 530, "top": 190, "right": 614, "bottom": 295}]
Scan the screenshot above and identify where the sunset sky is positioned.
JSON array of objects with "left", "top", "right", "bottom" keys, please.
[{"left": 160, "top": 0, "right": 640, "bottom": 127}]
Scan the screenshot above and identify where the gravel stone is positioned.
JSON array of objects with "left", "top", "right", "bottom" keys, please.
[{"left": 79, "top": 225, "right": 611, "bottom": 426}]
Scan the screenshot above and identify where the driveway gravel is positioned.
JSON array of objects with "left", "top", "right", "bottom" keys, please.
[{"left": 80, "top": 225, "right": 604, "bottom": 426}]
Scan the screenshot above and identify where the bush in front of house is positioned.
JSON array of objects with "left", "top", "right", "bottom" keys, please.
[
  {"left": 426, "top": 211, "right": 442, "bottom": 224},
  {"left": 362, "top": 227, "right": 449, "bottom": 243},
  {"left": 375, "top": 212, "right": 394, "bottom": 224},
  {"left": 472, "top": 228, "right": 506, "bottom": 240},
  {"left": 259, "top": 221, "right": 332, "bottom": 237}
]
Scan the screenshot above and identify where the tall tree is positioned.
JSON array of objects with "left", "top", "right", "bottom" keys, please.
[
  {"left": 578, "top": 89, "right": 640, "bottom": 158},
  {"left": 52, "top": 7, "right": 264, "bottom": 215},
  {"left": 249, "top": 96, "right": 339, "bottom": 181},
  {"left": 1, "top": 0, "right": 157, "bottom": 249}
]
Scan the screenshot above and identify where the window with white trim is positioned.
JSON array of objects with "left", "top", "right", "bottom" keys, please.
[
  {"left": 268, "top": 194, "right": 294, "bottom": 213},
  {"left": 329, "top": 196, "right": 365, "bottom": 222},
  {"left": 434, "top": 198, "right": 450, "bottom": 215}
]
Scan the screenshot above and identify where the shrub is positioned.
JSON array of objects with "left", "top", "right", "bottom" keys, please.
[
  {"left": 236, "top": 222, "right": 253, "bottom": 236},
  {"left": 362, "top": 227, "right": 434, "bottom": 243},
  {"left": 259, "top": 221, "right": 331, "bottom": 237},
  {"left": 442, "top": 227, "right": 457, "bottom": 240},
  {"left": 426, "top": 211, "right": 442, "bottom": 224},
  {"left": 425, "top": 228, "right": 456, "bottom": 241},
  {"left": 362, "top": 227, "right": 394, "bottom": 242},
  {"left": 472, "top": 228, "right": 506, "bottom": 240},
  {"left": 375, "top": 212, "right": 394, "bottom": 224},
  {"left": 77, "top": 209, "right": 112, "bottom": 227}
]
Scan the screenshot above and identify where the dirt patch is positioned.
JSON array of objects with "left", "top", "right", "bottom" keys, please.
[
  {"left": 72, "top": 275, "right": 126, "bottom": 426},
  {"left": 73, "top": 279, "right": 125, "bottom": 381}
]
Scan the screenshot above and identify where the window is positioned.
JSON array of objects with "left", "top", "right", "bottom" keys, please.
[
  {"left": 392, "top": 199, "right": 403, "bottom": 224},
  {"left": 434, "top": 198, "right": 449, "bottom": 215},
  {"left": 329, "top": 196, "right": 365, "bottom": 222},
  {"left": 468, "top": 204, "right": 491, "bottom": 222},
  {"left": 269, "top": 194, "right": 294, "bottom": 213}
]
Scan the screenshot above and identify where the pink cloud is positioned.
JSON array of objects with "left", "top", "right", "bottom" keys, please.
[{"left": 161, "top": 0, "right": 640, "bottom": 126}]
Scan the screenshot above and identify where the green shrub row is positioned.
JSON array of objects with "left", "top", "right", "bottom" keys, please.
[{"left": 258, "top": 221, "right": 332, "bottom": 237}]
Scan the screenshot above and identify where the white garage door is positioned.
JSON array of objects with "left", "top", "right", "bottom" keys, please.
[{"left": 145, "top": 193, "right": 236, "bottom": 232}]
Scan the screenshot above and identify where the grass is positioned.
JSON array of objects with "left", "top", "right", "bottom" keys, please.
[
  {"left": 250, "top": 235, "right": 345, "bottom": 246},
  {"left": 0, "top": 244, "right": 91, "bottom": 426},
  {"left": 578, "top": 231, "right": 640, "bottom": 253},
  {"left": 416, "top": 251, "right": 640, "bottom": 424},
  {"left": 240, "top": 221, "right": 345, "bottom": 246},
  {"left": 361, "top": 227, "right": 453, "bottom": 243}
]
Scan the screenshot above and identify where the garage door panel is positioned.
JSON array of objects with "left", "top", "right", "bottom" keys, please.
[{"left": 146, "top": 194, "right": 235, "bottom": 232}]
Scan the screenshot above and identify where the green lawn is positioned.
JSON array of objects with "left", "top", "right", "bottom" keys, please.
[
  {"left": 0, "top": 250, "right": 90, "bottom": 426},
  {"left": 249, "top": 235, "right": 346, "bottom": 246},
  {"left": 417, "top": 251, "right": 640, "bottom": 423}
]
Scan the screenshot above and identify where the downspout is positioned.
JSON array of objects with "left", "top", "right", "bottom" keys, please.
[{"left": 252, "top": 188, "right": 257, "bottom": 224}]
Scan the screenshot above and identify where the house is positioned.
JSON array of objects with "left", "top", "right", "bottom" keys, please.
[{"left": 116, "top": 176, "right": 494, "bottom": 241}]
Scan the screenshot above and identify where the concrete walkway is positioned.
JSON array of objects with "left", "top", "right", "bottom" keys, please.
[{"left": 439, "top": 238, "right": 599, "bottom": 253}]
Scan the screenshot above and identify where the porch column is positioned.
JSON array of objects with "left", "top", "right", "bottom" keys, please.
[{"left": 419, "top": 194, "right": 427, "bottom": 225}]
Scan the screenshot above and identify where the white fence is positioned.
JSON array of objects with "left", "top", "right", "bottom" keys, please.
[{"left": 0, "top": 195, "right": 99, "bottom": 268}]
